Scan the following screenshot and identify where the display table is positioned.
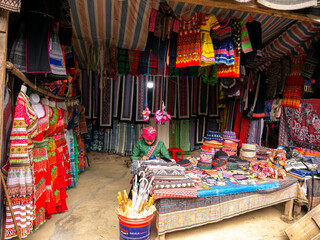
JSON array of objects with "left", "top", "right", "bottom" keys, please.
[{"left": 155, "top": 177, "right": 300, "bottom": 239}]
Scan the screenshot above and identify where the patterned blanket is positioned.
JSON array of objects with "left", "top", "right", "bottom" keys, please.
[{"left": 279, "top": 99, "right": 320, "bottom": 151}]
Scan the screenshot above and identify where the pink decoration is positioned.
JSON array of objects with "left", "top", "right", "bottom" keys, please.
[
  {"left": 142, "top": 106, "right": 151, "bottom": 121},
  {"left": 154, "top": 102, "right": 171, "bottom": 124}
]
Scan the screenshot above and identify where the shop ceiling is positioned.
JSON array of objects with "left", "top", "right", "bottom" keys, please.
[{"left": 69, "top": 0, "right": 320, "bottom": 69}]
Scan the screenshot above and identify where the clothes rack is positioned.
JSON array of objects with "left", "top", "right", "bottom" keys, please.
[{"left": 6, "top": 61, "right": 80, "bottom": 100}]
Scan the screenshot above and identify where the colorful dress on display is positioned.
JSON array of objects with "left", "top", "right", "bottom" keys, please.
[
  {"left": 176, "top": 13, "right": 203, "bottom": 68},
  {"left": 211, "top": 18, "right": 235, "bottom": 66},
  {"left": 5, "top": 91, "right": 38, "bottom": 239},
  {"left": 200, "top": 14, "right": 220, "bottom": 67}
]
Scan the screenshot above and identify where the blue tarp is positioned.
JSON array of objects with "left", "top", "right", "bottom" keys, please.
[{"left": 197, "top": 180, "right": 280, "bottom": 197}]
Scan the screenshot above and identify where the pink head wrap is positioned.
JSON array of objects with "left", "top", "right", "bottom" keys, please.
[{"left": 140, "top": 126, "right": 157, "bottom": 140}]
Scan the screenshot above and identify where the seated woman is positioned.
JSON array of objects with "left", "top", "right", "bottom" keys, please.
[{"left": 131, "top": 126, "right": 170, "bottom": 161}]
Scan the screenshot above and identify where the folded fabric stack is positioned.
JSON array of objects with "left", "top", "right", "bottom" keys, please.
[
  {"left": 227, "top": 155, "right": 250, "bottom": 170},
  {"left": 240, "top": 143, "right": 257, "bottom": 162},
  {"left": 176, "top": 159, "right": 193, "bottom": 169},
  {"left": 198, "top": 153, "right": 213, "bottom": 170},
  {"left": 222, "top": 131, "right": 239, "bottom": 156},
  {"left": 145, "top": 165, "right": 187, "bottom": 181}
]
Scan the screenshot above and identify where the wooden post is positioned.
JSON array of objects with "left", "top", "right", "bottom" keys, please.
[{"left": 281, "top": 199, "right": 294, "bottom": 223}]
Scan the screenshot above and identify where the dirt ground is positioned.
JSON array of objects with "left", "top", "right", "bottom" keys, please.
[{"left": 25, "top": 152, "right": 305, "bottom": 240}]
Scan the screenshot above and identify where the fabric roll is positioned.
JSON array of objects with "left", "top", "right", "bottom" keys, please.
[{"left": 117, "top": 122, "right": 127, "bottom": 156}]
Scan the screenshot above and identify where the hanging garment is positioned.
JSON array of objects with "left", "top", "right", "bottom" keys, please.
[
  {"left": 242, "top": 20, "right": 262, "bottom": 65},
  {"left": 200, "top": 14, "right": 220, "bottom": 67},
  {"left": 176, "top": 13, "right": 203, "bottom": 68},
  {"left": 5, "top": 91, "right": 38, "bottom": 239},
  {"left": 211, "top": 18, "right": 235, "bottom": 66}
]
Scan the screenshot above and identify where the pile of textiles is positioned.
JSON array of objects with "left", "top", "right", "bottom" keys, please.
[
  {"left": 240, "top": 143, "right": 257, "bottom": 161},
  {"left": 222, "top": 131, "right": 239, "bottom": 156},
  {"left": 142, "top": 162, "right": 197, "bottom": 200},
  {"left": 256, "top": 145, "right": 274, "bottom": 160}
]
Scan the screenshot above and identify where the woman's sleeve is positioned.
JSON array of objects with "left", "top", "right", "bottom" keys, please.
[
  {"left": 131, "top": 140, "right": 141, "bottom": 161},
  {"left": 160, "top": 141, "right": 171, "bottom": 159}
]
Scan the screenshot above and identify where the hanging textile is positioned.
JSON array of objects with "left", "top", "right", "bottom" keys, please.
[
  {"left": 113, "top": 76, "right": 121, "bottom": 118},
  {"left": 91, "top": 121, "right": 104, "bottom": 152},
  {"left": 92, "top": 71, "right": 100, "bottom": 119},
  {"left": 136, "top": 76, "right": 148, "bottom": 122},
  {"left": 282, "top": 75, "right": 305, "bottom": 109},
  {"left": 152, "top": 76, "right": 163, "bottom": 114},
  {"left": 176, "top": 13, "right": 203, "bottom": 68},
  {"left": 247, "top": 119, "right": 264, "bottom": 145},
  {"left": 178, "top": 77, "right": 190, "bottom": 118},
  {"left": 125, "top": 123, "right": 136, "bottom": 156},
  {"left": 5, "top": 91, "right": 38, "bottom": 239},
  {"left": 208, "top": 84, "right": 219, "bottom": 117},
  {"left": 118, "top": 49, "right": 129, "bottom": 76},
  {"left": 128, "top": 50, "right": 141, "bottom": 76},
  {"left": 189, "top": 118, "right": 196, "bottom": 151},
  {"left": 166, "top": 77, "right": 177, "bottom": 118},
  {"left": 190, "top": 77, "right": 199, "bottom": 117},
  {"left": 225, "top": 101, "right": 237, "bottom": 131},
  {"left": 117, "top": 122, "right": 127, "bottom": 156},
  {"left": 198, "top": 80, "right": 209, "bottom": 115},
  {"left": 169, "top": 120, "right": 180, "bottom": 148},
  {"left": 120, "top": 76, "right": 135, "bottom": 121},
  {"left": 81, "top": 69, "right": 92, "bottom": 118},
  {"left": 279, "top": 100, "right": 320, "bottom": 151},
  {"left": 157, "top": 123, "right": 170, "bottom": 148},
  {"left": 110, "top": 119, "right": 119, "bottom": 154},
  {"left": 180, "top": 120, "right": 190, "bottom": 154},
  {"left": 84, "top": 120, "right": 93, "bottom": 152},
  {"left": 196, "top": 117, "right": 206, "bottom": 144},
  {"left": 100, "top": 77, "right": 113, "bottom": 127}
]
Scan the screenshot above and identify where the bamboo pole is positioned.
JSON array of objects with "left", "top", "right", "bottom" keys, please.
[
  {"left": 6, "top": 61, "right": 80, "bottom": 101},
  {"left": 0, "top": 172, "right": 21, "bottom": 240}
]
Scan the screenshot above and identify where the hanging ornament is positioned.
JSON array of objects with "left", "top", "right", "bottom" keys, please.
[
  {"left": 142, "top": 106, "right": 151, "bottom": 121},
  {"left": 154, "top": 101, "right": 171, "bottom": 124}
]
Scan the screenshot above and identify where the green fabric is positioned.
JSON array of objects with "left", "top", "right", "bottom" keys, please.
[
  {"left": 180, "top": 120, "right": 190, "bottom": 154},
  {"left": 130, "top": 139, "right": 170, "bottom": 161},
  {"left": 73, "top": 132, "right": 79, "bottom": 180},
  {"left": 169, "top": 120, "right": 180, "bottom": 148}
]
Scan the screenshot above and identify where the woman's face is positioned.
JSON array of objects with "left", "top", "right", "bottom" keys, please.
[{"left": 144, "top": 138, "right": 155, "bottom": 146}]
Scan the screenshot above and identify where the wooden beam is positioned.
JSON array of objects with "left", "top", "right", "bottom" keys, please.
[
  {"left": 172, "top": 0, "right": 320, "bottom": 23},
  {"left": 6, "top": 61, "right": 79, "bottom": 101}
]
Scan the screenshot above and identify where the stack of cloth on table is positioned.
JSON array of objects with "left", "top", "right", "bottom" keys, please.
[
  {"left": 199, "top": 131, "right": 224, "bottom": 169},
  {"left": 256, "top": 145, "right": 273, "bottom": 160},
  {"left": 142, "top": 162, "right": 198, "bottom": 199},
  {"left": 240, "top": 143, "right": 257, "bottom": 162},
  {"left": 222, "top": 131, "right": 239, "bottom": 156},
  {"left": 227, "top": 155, "right": 250, "bottom": 170}
]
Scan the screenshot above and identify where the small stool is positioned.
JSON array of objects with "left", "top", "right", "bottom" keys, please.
[{"left": 168, "top": 148, "right": 184, "bottom": 162}]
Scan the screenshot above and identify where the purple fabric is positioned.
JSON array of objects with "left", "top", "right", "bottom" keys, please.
[
  {"left": 178, "top": 77, "right": 190, "bottom": 118},
  {"left": 247, "top": 118, "right": 264, "bottom": 145},
  {"left": 120, "top": 75, "right": 134, "bottom": 121}
]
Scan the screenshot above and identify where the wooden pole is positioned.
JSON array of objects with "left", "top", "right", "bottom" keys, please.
[
  {"left": 6, "top": 61, "right": 80, "bottom": 101},
  {"left": 0, "top": 8, "right": 21, "bottom": 240},
  {"left": 169, "top": 0, "right": 320, "bottom": 23},
  {"left": 0, "top": 172, "right": 21, "bottom": 240}
]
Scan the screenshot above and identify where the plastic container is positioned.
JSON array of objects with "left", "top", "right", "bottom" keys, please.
[{"left": 118, "top": 214, "right": 154, "bottom": 240}]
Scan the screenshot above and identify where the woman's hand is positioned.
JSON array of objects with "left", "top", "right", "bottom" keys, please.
[{"left": 140, "top": 156, "right": 147, "bottom": 161}]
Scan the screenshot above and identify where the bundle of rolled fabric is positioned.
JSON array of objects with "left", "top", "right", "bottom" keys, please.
[
  {"left": 176, "top": 159, "right": 193, "bottom": 169},
  {"left": 222, "top": 131, "right": 239, "bottom": 156},
  {"left": 198, "top": 153, "right": 213, "bottom": 169},
  {"left": 240, "top": 143, "right": 257, "bottom": 162}
]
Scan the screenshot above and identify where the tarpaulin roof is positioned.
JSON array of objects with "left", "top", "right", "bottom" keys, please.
[{"left": 70, "top": 0, "right": 320, "bottom": 69}]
